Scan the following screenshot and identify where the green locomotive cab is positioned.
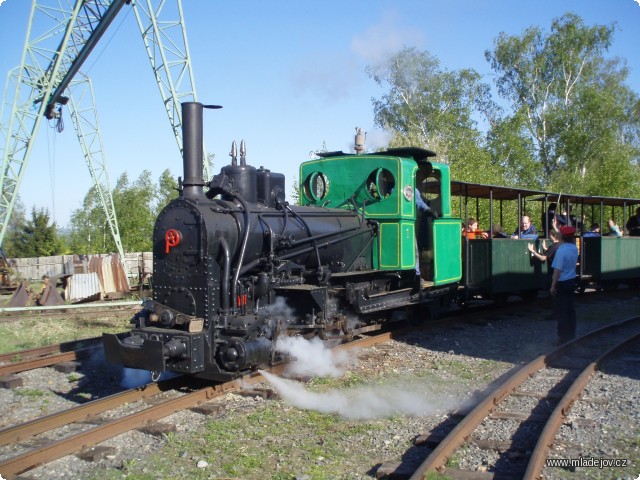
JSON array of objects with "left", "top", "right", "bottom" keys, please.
[{"left": 300, "top": 147, "right": 462, "bottom": 288}]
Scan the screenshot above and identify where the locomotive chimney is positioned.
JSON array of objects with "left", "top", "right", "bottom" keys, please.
[{"left": 182, "top": 102, "right": 206, "bottom": 200}]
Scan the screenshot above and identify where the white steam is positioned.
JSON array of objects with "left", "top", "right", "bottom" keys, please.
[
  {"left": 275, "top": 335, "right": 356, "bottom": 378},
  {"left": 263, "top": 335, "right": 463, "bottom": 420},
  {"left": 260, "top": 370, "right": 460, "bottom": 420},
  {"left": 264, "top": 296, "right": 294, "bottom": 322}
]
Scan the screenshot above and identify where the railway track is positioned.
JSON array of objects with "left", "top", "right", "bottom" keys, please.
[
  {"left": 408, "top": 314, "right": 640, "bottom": 480},
  {"left": 0, "top": 338, "right": 102, "bottom": 376},
  {"left": 0, "top": 293, "right": 526, "bottom": 379},
  {"left": 0, "top": 330, "right": 394, "bottom": 479},
  {"left": 0, "top": 290, "right": 635, "bottom": 478}
]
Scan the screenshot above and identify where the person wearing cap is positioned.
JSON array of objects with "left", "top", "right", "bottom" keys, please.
[{"left": 550, "top": 225, "right": 579, "bottom": 343}]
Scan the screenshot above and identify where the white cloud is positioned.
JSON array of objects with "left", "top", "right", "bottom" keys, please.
[
  {"left": 350, "top": 9, "right": 425, "bottom": 65},
  {"left": 289, "top": 9, "right": 425, "bottom": 101}
]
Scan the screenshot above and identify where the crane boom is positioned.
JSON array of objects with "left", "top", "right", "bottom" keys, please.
[
  {"left": 0, "top": 0, "right": 129, "bottom": 256},
  {"left": 0, "top": 0, "right": 205, "bottom": 262},
  {"left": 43, "top": 0, "right": 129, "bottom": 119}
]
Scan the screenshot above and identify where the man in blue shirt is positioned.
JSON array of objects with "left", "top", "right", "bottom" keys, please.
[
  {"left": 582, "top": 223, "right": 600, "bottom": 237},
  {"left": 415, "top": 187, "right": 431, "bottom": 214},
  {"left": 414, "top": 188, "right": 432, "bottom": 283},
  {"left": 550, "top": 226, "right": 579, "bottom": 343}
]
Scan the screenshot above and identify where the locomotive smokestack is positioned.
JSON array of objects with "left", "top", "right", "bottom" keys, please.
[{"left": 182, "top": 102, "right": 206, "bottom": 199}]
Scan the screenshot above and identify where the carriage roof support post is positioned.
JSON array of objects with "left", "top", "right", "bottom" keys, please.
[
  {"left": 489, "top": 189, "right": 494, "bottom": 241},
  {"left": 624, "top": 202, "right": 629, "bottom": 234},
  {"left": 517, "top": 193, "right": 522, "bottom": 237},
  {"left": 463, "top": 185, "right": 470, "bottom": 300},
  {"left": 579, "top": 200, "right": 585, "bottom": 281},
  {"left": 543, "top": 196, "right": 548, "bottom": 239}
]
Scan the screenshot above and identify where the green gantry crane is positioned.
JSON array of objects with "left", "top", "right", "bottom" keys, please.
[{"left": 0, "top": 0, "right": 206, "bottom": 258}]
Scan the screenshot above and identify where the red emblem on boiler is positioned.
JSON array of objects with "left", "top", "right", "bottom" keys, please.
[{"left": 165, "top": 229, "right": 181, "bottom": 253}]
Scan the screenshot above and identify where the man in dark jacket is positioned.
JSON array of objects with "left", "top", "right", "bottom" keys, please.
[{"left": 626, "top": 207, "right": 640, "bottom": 236}]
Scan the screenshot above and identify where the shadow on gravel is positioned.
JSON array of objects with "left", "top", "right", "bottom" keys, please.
[
  {"left": 398, "top": 290, "right": 640, "bottom": 382},
  {"left": 382, "top": 291, "right": 640, "bottom": 478},
  {"left": 49, "top": 346, "right": 129, "bottom": 403},
  {"left": 598, "top": 346, "right": 640, "bottom": 381}
]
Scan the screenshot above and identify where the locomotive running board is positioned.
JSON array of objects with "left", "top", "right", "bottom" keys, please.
[{"left": 350, "top": 287, "right": 422, "bottom": 314}]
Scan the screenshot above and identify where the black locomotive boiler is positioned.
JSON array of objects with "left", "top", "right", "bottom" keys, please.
[{"left": 104, "top": 102, "right": 443, "bottom": 382}]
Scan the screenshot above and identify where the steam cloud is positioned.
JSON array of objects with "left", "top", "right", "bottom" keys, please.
[
  {"left": 275, "top": 335, "right": 355, "bottom": 378},
  {"left": 260, "top": 370, "right": 460, "bottom": 420},
  {"left": 263, "top": 336, "right": 463, "bottom": 420}
]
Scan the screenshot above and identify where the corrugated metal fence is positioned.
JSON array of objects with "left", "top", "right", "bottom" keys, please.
[{"left": 6, "top": 252, "right": 153, "bottom": 287}]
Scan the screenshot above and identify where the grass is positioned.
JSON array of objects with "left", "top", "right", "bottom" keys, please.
[
  {"left": 90, "top": 399, "right": 407, "bottom": 480},
  {"left": 14, "top": 388, "right": 46, "bottom": 398},
  {"left": 0, "top": 314, "right": 132, "bottom": 354}
]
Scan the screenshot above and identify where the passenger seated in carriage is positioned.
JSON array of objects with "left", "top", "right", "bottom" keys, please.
[
  {"left": 462, "top": 217, "right": 488, "bottom": 239},
  {"left": 511, "top": 216, "right": 538, "bottom": 239}
]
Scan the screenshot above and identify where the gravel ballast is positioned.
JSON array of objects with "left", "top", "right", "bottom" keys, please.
[{"left": 0, "top": 291, "right": 639, "bottom": 479}]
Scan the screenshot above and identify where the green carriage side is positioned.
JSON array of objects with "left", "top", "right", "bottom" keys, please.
[{"left": 299, "top": 147, "right": 461, "bottom": 287}]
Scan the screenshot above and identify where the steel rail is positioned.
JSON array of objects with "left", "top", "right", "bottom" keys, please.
[
  {"left": 0, "top": 377, "right": 187, "bottom": 447},
  {"left": 0, "top": 337, "right": 100, "bottom": 364},
  {"left": 409, "top": 314, "right": 640, "bottom": 480},
  {"left": 523, "top": 330, "right": 640, "bottom": 479},
  {"left": 0, "top": 337, "right": 105, "bottom": 376},
  {"left": 0, "top": 325, "right": 410, "bottom": 478},
  {"left": 0, "top": 347, "right": 98, "bottom": 376},
  {"left": 1, "top": 300, "right": 628, "bottom": 478}
]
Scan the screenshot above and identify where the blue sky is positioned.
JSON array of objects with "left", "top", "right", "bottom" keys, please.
[{"left": 1, "top": 0, "right": 639, "bottom": 228}]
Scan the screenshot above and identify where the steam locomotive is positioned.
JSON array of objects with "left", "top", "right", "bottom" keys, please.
[{"left": 103, "top": 102, "right": 462, "bottom": 381}]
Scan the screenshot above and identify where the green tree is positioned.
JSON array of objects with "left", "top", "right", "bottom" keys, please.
[
  {"left": 11, "top": 207, "right": 64, "bottom": 257},
  {"left": 485, "top": 12, "right": 640, "bottom": 196},
  {"left": 2, "top": 197, "right": 27, "bottom": 258},
  {"left": 290, "top": 177, "right": 300, "bottom": 205},
  {"left": 368, "top": 47, "right": 500, "bottom": 185},
  {"left": 112, "top": 171, "right": 156, "bottom": 252},
  {"left": 69, "top": 171, "right": 158, "bottom": 254},
  {"left": 155, "top": 168, "right": 179, "bottom": 215}
]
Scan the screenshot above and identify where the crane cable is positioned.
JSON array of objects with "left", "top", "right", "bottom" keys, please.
[{"left": 46, "top": 117, "right": 57, "bottom": 225}]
